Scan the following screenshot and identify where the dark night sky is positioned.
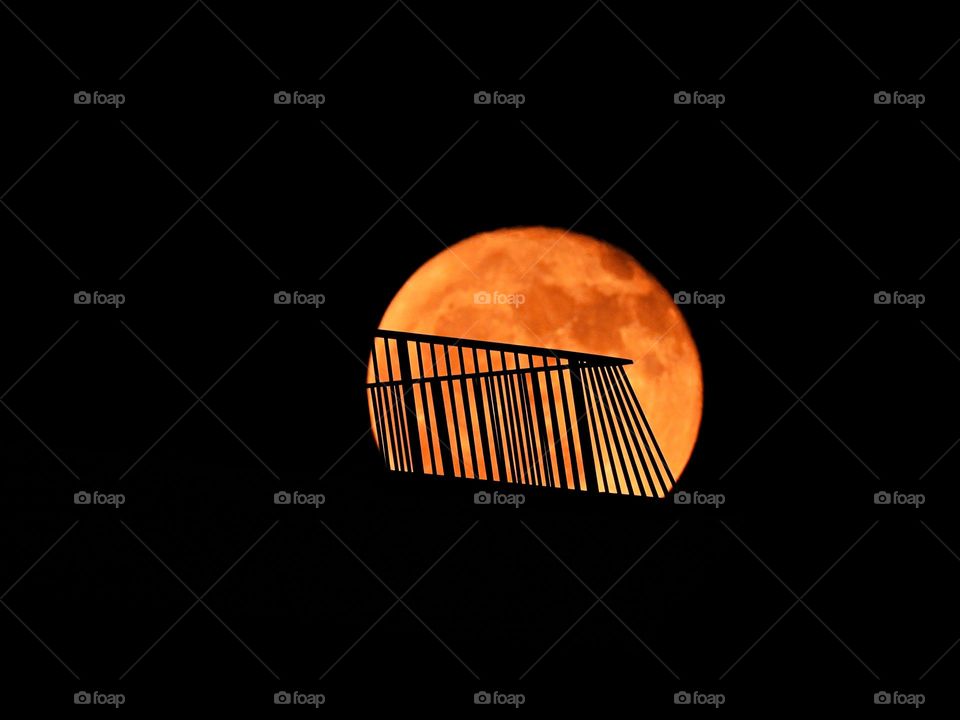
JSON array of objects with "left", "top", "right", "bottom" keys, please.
[{"left": 1, "top": 1, "right": 959, "bottom": 712}]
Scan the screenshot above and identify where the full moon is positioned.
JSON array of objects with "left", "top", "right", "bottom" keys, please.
[{"left": 369, "top": 226, "right": 703, "bottom": 480}]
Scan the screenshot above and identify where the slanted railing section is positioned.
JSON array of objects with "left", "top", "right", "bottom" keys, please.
[{"left": 367, "top": 330, "right": 674, "bottom": 497}]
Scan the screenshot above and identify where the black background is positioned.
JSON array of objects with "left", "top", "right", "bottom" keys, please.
[{"left": 2, "top": 1, "right": 959, "bottom": 713}]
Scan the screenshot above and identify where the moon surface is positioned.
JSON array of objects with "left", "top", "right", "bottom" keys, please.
[{"left": 370, "top": 226, "right": 703, "bottom": 480}]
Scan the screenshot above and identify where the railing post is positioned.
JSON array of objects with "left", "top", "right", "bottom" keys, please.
[
  {"left": 429, "top": 344, "right": 455, "bottom": 476},
  {"left": 397, "top": 339, "right": 424, "bottom": 474},
  {"left": 568, "top": 360, "right": 597, "bottom": 492}
]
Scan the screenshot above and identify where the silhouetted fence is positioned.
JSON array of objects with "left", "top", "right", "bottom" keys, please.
[{"left": 367, "top": 330, "right": 674, "bottom": 497}]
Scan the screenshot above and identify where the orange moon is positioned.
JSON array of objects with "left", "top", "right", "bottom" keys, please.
[{"left": 369, "top": 226, "right": 703, "bottom": 480}]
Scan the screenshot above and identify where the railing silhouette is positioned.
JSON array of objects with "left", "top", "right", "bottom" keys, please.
[{"left": 367, "top": 330, "right": 675, "bottom": 497}]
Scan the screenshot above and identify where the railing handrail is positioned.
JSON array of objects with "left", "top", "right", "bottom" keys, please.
[{"left": 375, "top": 328, "right": 633, "bottom": 365}]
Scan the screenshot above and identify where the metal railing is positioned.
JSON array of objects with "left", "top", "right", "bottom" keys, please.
[{"left": 367, "top": 329, "right": 674, "bottom": 497}]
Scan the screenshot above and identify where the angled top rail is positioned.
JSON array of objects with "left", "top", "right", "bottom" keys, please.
[{"left": 372, "top": 328, "right": 633, "bottom": 366}]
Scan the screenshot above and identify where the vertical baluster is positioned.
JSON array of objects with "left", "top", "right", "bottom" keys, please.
[
  {"left": 543, "top": 359, "right": 567, "bottom": 490},
  {"left": 570, "top": 361, "right": 599, "bottom": 492},
  {"left": 429, "top": 343, "right": 454, "bottom": 476}
]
